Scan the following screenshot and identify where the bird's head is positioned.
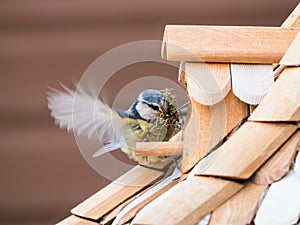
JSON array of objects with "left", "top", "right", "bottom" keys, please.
[{"left": 129, "top": 89, "right": 168, "bottom": 122}]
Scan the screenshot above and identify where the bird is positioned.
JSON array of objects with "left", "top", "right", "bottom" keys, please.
[{"left": 47, "top": 84, "right": 181, "bottom": 165}]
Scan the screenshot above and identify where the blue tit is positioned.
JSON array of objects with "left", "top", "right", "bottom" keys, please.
[{"left": 47, "top": 85, "right": 180, "bottom": 165}]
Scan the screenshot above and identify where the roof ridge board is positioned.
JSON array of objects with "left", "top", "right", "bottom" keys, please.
[{"left": 162, "top": 26, "right": 299, "bottom": 64}]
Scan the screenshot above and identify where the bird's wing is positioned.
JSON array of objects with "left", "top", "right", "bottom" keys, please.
[{"left": 47, "top": 84, "right": 122, "bottom": 143}]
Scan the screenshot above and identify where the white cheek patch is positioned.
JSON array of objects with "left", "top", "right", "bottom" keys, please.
[{"left": 136, "top": 102, "right": 158, "bottom": 121}]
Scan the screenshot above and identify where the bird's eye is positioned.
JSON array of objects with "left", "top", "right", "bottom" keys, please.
[{"left": 152, "top": 105, "right": 159, "bottom": 111}]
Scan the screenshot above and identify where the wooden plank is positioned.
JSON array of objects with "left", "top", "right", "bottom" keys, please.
[
  {"left": 132, "top": 176, "right": 243, "bottom": 225},
  {"left": 271, "top": 3, "right": 300, "bottom": 73},
  {"left": 100, "top": 182, "right": 159, "bottom": 225},
  {"left": 249, "top": 67, "right": 300, "bottom": 122},
  {"left": 254, "top": 171, "right": 300, "bottom": 225},
  {"left": 71, "top": 164, "right": 168, "bottom": 220},
  {"left": 116, "top": 180, "right": 178, "bottom": 225},
  {"left": 281, "top": 3, "right": 300, "bottom": 28},
  {"left": 56, "top": 215, "right": 99, "bottom": 225},
  {"left": 209, "top": 182, "right": 268, "bottom": 225},
  {"left": 249, "top": 105, "right": 256, "bottom": 114},
  {"left": 280, "top": 32, "right": 300, "bottom": 66},
  {"left": 184, "top": 62, "right": 231, "bottom": 105},
  {"left": 196, "top": 122, "right": 297, "bottom": 179},
  {"left": 169, "top": 130, "right": 183, "bottom": 141},
  {"left": 294, "top": 143, "right": 300, "bottom": 179},
  {"left": 161, "top": 25, "right": 299, "bottom": 63},
  {"left": 182, "top": 91, "right": 248, "bottom": 173},
  {"left": 136, "top": 141, "right": 183, "bottom": 156},
  {"left": 231, "top": 64, "right": 274, "bottom": 105},
  {"left": 273, "top": 64, "right": 285, "bottom": 79},
  {"left": 252, "top": 130, "right": 300, "bottom": 185},
  {"left": 112, "top": 167, "right": 181, "bottom": 225},
  {"left": 135, "top": 130, "right": 183, "bottom": 157}
]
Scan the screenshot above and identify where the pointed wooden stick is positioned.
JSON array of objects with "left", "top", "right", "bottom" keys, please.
[
  {"left": 252, "top": 130, "right": 300, "bottom": 185},
  {"left": 135, "top": 130, "right": 183, "bottom": 157},
  {"left": 135, "top": 141, "right": 183, "bottom": 156}
]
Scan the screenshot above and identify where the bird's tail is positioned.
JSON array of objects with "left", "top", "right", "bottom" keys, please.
[{"left": 92, "top": 140, "right": 126, "bottom": 157}]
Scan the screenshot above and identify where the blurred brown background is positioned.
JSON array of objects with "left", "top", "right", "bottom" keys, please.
[{"left": 1, "top": 1, "right": 299, "bottom": 224}]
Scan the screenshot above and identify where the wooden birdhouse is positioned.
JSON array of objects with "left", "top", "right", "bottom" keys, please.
[{"left": 57, "top": 3, "right": 300, "bottom": 225}]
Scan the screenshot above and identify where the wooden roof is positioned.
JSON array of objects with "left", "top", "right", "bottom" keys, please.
[{"left": 57, "top": 3, "right": 300, "bottom": 225}]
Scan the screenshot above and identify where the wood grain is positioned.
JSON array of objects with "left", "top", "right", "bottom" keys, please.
[
  {"left": 135, "top": 130, "right": 183, "bottom": 157},
  {"left": 280, "top": 32, "right": 300, "bottom": 66},
  {"left": 252, "top": 130, "right": 300, "bottom": 185},
  {"left": 209, "top": 182, "right": 268, "bottom": 225},
  {"left": 182, "top": 91, "right": 248, "bottom": 173},
  {"left": 162, "top": 25, "right": 299, "bottom": 63},
  {"left": 71, "top": 164, "right": 168, "bottom": 220},
  {"left": 136, "top": 141, "right": 183, "bottom": 156},
  {"left": 249, "top": 67, "right": 300, "bottom": 122},
  {"left": 184, "top": 62, "right": 231, "bottom": 105},
  {"left": 196, "top": 122, "right": 297, "bottom": 179},
  {"left": 56, "top": 215, "right": 99, "bottom": 225},
  {"left": 132, "top": 176, "right": 243, "bottom": 225},
  {"left": 117, "top": 180, "right": 178, "bottom": 225},
  {"left": 99, "top": 183, "right": 158, "bottom": 225}
]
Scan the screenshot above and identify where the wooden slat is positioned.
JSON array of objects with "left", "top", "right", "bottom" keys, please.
[
  {"left": 209, "top": 182, "right": 268, "bottom": 225},
  {"left": 280, "top": 32, "right": 300, "bottom": 66},
  {"left": 71, "top": 163, "right": 169, "bottom": 220},
  {"left": 254, "top": 171, "right": 300, "bottom": 225},
  {"left": 132, "top": 176, "right": 243, "bottom": 225},
  {"left": 249, "top": 105, "right": 256, "bottom": 114},
  {"left": 252, "top": 130, "right": 300, "bottom": 185},
  {"left": 99, "top": 182, "right": 158, "bottom": 225},
  {"left": 112, "top": 167, "right": 181, "bottom": 225},
  {"left": 136, "top": 141, "right": 183, "bottom": 156},
  {"left": 135, "top": 130, "right": 183, "bottom": 157},
  {"left": 161, "top": 26, "right": 299, "bottom": 63},
  {"left": 281, "top": 3, "right": 300, "bottom": 28},
  {"left": 117, "top": 180, "right": 178, "bottom": 225},
  {"left": 56, "top": 215, "right": 99, "bottom": 225},
  {"left": 182, "top": 91, "right": 248, "bottom": 173},
  {"left": 184, "top": 62, "right": 231, "bottom": 105},
  {"left": 249, "top": 67, "right": 300, "bottom": 122},
  {"left": 196, "top": 122, "right": 297, "bottom": 179},
  {"left": 231, "top": 64, "right": 274, "bottom": 105}
]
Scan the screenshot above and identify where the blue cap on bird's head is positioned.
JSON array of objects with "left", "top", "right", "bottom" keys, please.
[{"left": 127, "top": 89, "right": 168, "bottom": 122}]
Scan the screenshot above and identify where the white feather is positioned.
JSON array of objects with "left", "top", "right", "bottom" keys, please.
[{"left": 47, "top": 84, "right": 122, "bottom": 145}]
